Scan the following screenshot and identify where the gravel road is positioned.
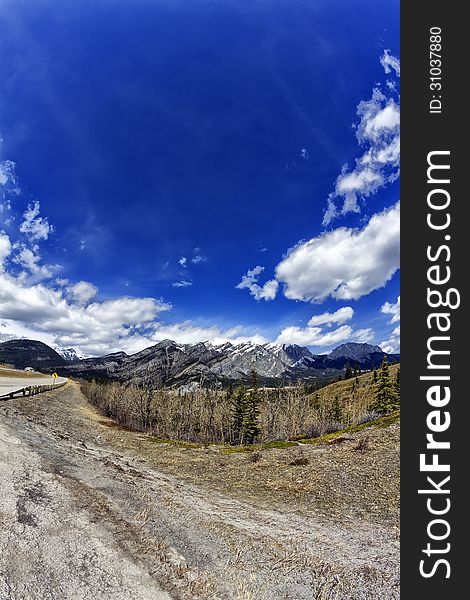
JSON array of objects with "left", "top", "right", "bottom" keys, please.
[{"left": 0, "top": 382, "right": 399, "bottom": 599}]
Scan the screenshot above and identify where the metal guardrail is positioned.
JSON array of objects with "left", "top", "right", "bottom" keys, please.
[{"left": 0, "top": 379, "right": 68, "bottom": 400}]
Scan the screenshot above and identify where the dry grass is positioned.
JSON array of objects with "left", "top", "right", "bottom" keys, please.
[{"left": 0, "top": 367, "right": 49, "bottom": 379}]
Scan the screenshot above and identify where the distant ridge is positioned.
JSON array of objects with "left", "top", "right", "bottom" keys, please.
[
  {"left": 0, "top": 338, "right": 399, "bottom": 387},
  {"left": 0, "top": 339, "right": 67, "bottom": 369}
]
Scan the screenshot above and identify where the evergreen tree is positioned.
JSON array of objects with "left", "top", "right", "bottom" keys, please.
[
  {"left": 373, "top": 357, "right": 399, "bottom": 413},
  {"left": 331, "top": 395, "right": 342, "bottom": 423},
  {"left": 395, "top": 367, "right": 400, "bottom": 398},
  {"left": 373, "top": 369, "right": 378, "bottom": 383},
  {"left": 225, "top": 383, "right": 233, "bottom": 400},
  {"left": 242, "top": 370, "right": 261, "bottom": 444},
  {"left": 344, "top": 364, "right": 353, "bottom": 380},
  {"left": 230, "top": 386, "right": 248, "bottom": 444}
]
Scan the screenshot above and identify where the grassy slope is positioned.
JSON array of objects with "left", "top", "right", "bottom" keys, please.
[
  {"left": 310, "top": 362, "right": 400, "bottom": 408},
  {"left": 0, "top": 366, "right": 49, "bottom": 379}
]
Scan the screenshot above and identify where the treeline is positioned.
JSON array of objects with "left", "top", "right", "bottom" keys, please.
[{"left": 81, "top": 358, "right": 400, "bottom": 445}]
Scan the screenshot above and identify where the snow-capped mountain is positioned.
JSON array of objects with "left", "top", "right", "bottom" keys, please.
[
  {"left": 2, "top": 339, "right": 399, "bottom": 387},
  {"left": 53, "top": 346, "right": 84, "bottom": 362},
  {"left": 45, "top": 340, "right": 398, "bottom": 386}
]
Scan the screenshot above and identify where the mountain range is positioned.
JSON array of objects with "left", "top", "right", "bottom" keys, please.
[{"left": 0, "top": 338, "right": 399, "bottom": 387}]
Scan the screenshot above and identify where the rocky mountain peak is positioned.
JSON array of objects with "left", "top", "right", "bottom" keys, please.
[{"left": 328, "top": 342, "right": 383, "bottom": 360}]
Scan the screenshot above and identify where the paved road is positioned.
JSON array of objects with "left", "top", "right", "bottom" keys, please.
[{"left": 0, "top": 376, "right": 68, "bottom": 398}]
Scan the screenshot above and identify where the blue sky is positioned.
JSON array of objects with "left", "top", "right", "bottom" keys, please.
[{"left": 0, "top": 0, "right": 400, "bottom": 357}]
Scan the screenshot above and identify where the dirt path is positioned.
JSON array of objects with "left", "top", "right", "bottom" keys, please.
[{"left": 0, "top": 383, "right": 399, "bottom": 599}]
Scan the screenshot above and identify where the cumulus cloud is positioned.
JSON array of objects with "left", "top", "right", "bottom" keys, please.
[
  {"left": 191, "top": 254, "right": 206, "bottom": 264},
  {"left": 236, "top": 265, "right": 279, "bottom": 301},
  {"left": 19, "top": 201, "right": 54, "bottom": 241},
  {"left": 275, "top": 202, "right": 400, "bottom": 302},
  {"left": 0, "top": 239, "right": 173, "bottom": 356},
  {"left": 323, "top": 51, "right": 400, "bottom": 225},
  {"left": 379, "top": 296, "right": 400, "bottom": 353},
  {"left": 172, "top": 280, "right": 192, "bottom": 288},
  {"left": 308, "top": 306, "right": 354, "bottom": 327},
  {"left": 0, "top": 232, "right": 12, "bottom": 268},
  {"left": 380, "top": 325, "right": 400, "bottom": 354},
  {"left": 353, "top": 328, "right": 375, "bottom": 343},
  {"left": 381, "top": 296, "right": 400, "bottom": 323},
  {"left": 276, "top": 324, "right": 353, "bottom": 348},
  {"left": 150, "top": 322, "right": 268, "bottom": 346},
  {"left": 0, "top": 271, "right": 270, "bottom": 354},
  {"left": 67, "top": 281, "right": 98, "bottom": 305},
  {"left": 13, "top": 247, "right": 55, "bottom": 282},
  {"left": 178, "top": 256, "right": 187, "bottom": 267},
  {"left": 275, "top": 309, "right": 375, "bottom": 350},
  {"left": 55, "top": 278, "right": 69, "bottom": 287}
]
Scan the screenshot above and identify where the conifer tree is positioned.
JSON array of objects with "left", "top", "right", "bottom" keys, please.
[
  {"left": 395, "top": 367, "right": 400, "bottom": 398},
  {"left": 331, "top": 395, "right": 342, "bottom": 423},
  {"left": 230, "top": 386, "right": 248, "bottom": 444},
  {"left": 344, "top": 364, "right": 353, "bottom": 380},
  {"left": 373, "top": 357, "right": 399, "bottom": 413},
  {"left": 242, "top": 370, "right": 262, "bottom": 444}
]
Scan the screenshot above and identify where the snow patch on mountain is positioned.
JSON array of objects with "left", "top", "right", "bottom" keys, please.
[{"left": 53, "top": 346, "right": 84, "bottom": 362}]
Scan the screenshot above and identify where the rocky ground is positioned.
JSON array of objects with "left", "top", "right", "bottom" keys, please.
[{"left": 0, "top": 381, "right": 399, "bottom": 599}]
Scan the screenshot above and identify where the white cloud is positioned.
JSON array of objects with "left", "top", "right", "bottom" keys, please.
[
  {"left": 379, "top": 325, "right": 400, "bottom": 354},
  {"left": 380, "top": 49, "right": 400, "bottom": 77},
  {"left": 0, "top": 159, "right": 20, "bottom": 201},
  {"left": 362, "top": 102, "right": 400, "bottom": 141},
  {"left": 353, "top": 328, "right": 375, "bottom": 343},
  {"left": 308, "top": 306, "right": 354, "bottom": 327},
  {"left": 11, "top": 242, "right": 57, "bottom": 282},
  {"left": 85, "top": 297, "right": 169, "bottom": 326},
  {"left": 68, "top": 280, "right": 98, "bottom": 305},
  {"left": 0, "top": 260, "right": 173, "bottom": 356},
  {"left": 236, "top": 265, "right": 279, "bottom": 301},
  {"left": 19, "top": 201, "right": 54, "bottom": 241},
  {"left": 276, "top": 324, "right": 353, "bottom": 348},
  {"left": 336, "top": 167, "right": 383, "bottom": 196},
  {"left": 172, "top": 280, "right": 192, "bottom": 288},
  {"left": 381, "top": 296, "right": 400, "bottom": 323},
  {"left": 13, "top": 246, "right": 41, "bottom": 272},
  {"left": 191, "top": 254, "right": 206, "bottom": 264},
  {"left": 0, "top": 233, "right": 11, "bottom": 269},
  {"left": 275, "top": 309, "right": 375, "bottom": 350},
  {"left": 55, "top": 277, "right": 69, "bottom": 287},
  {"left": 178, "top": 256, "right": 187, "bottom": 267},
  {"left": 275, "top": 202, "right": 400, "bottom": 302},
  {"left": 0, "top": 163, "right": 10, "bottom": 186},
  {"left": 150, "top": 322, "right": 268, "bottom": 346},
  {"left": 379, "top": 296, "right": 400, "bottom": 354},
  {"left": 323, "top": 51, "right": 400, "bottom": 224}
]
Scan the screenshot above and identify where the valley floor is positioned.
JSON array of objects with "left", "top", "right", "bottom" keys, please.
[{"left": 0, "top": 382, "right": 399, "bottom": 599}]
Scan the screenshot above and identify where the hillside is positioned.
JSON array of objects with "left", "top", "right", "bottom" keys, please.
[
  {"left": 306, "top": 363, "right": 401, "bottom": 428},
  {"left": 0, "top": 339, "right": 67, "bottom": 370}
]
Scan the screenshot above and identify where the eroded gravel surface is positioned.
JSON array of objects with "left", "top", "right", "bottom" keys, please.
[{"left": 0, "top": 383, "right": 399, "bottom": 599}]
